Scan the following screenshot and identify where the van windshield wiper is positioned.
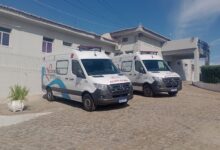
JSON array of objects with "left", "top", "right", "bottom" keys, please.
[{"left": 92, "top": 75, "right": 104, "bottom": 77}]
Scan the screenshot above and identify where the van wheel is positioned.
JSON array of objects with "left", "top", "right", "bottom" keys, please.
[
  {"left": 82, "top": 94, "right": 96, "bottom": 112},
  {"left": 168, "top": 92, "right": 178, "bottom": 97},
  {"left": 46, "top": 88, "right": 54, "bottom": 101},
  {"left": 143, "top": 84, "right": 154, "bottom": 97}
]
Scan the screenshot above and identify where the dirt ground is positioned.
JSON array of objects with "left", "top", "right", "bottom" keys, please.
[{"left": 0, "top": 82, "right": 220, "bottom": 150}]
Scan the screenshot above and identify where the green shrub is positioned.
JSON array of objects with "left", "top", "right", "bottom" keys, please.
[
  {"left": 8, "top": 85, "right": 29, "bottom": 101},
  {"left": 201, "top": 65, "right": 220, "bottom": 83}
]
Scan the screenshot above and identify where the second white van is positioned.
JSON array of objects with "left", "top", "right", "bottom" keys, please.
[{"left": 113, "top": 51, "right": 182, "bottom": 97}]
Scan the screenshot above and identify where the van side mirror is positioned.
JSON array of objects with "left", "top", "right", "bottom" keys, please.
[{"left": 77, "top": 70, "right": 85, "bottom": 78}]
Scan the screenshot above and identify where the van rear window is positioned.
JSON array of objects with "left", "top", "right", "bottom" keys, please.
[{"left": 56, "top": 60, "right": 68, "bottom": 75}]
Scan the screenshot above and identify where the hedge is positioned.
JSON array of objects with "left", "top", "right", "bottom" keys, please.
[{"left": 201, "top": 65, "right": 220, "bottom": 83}]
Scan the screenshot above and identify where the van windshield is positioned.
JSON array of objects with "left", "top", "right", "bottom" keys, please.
[
  {"left": 81, "top": 59, "right": 119, "bottom": 75},
  {"left": 143, "top": 60, "right": 171, "bottom": 72}
]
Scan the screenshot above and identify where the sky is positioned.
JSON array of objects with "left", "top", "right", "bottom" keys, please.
[{"left": 0, "top": 0, "right": 220, "bottom": 64}]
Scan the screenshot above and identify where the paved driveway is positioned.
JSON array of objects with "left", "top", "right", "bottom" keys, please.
[{"left": 0, "top": 83, "right": 220, "bottom": 150}]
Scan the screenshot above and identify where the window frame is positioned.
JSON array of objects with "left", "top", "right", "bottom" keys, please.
[
  {"left": 42, "top": 37, "right": 53, "bottom": 53},
  {"left": 135, "top": 60, "right": 145, "bottom": 73},
  {"left": 63, "top": 41, "right": 72, "bottom": 47},
  {"left": 72, "top": 60, "right": 86, "bottom": 78},
  {"left": 0, "top": 27, "right": 11, "bottom": 47},
  {"left": 56, "top": 60, "right": 69, "bottom": 75},
  {"left": 122, "top": 37, "right": 128, "bottom": 43},
  {"left": 121, "top": 61, "right": 133, "bottom": 72}
]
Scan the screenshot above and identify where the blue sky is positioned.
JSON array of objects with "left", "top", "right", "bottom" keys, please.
[{"left": 0, "top": 0, "right": 220, "bottom": 64}]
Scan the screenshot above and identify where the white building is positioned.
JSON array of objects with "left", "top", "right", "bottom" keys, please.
[{"left": 0, "top": 6, "right": 210, "bottom": 98}]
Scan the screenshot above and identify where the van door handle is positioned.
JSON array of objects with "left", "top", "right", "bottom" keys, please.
[
  {"left": 69, "top": 78, "right": 74, "bottom": 81},
  {"left": 129, "top": 74, "right": 132, "bottom": 76},
  {"left": 65, "top": 78, "right": 69, "bottom": 80}
]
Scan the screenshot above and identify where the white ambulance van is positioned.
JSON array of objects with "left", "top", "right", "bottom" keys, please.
[
  {"left": 112, "top": 51, "right": 182, "bottom": 97},
  {"left": 42, "top": 47, "right": 133, "bottom": 111}
]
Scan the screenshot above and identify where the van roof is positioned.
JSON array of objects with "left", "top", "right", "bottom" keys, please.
[
  {"left": 138, "top": 53, "right": 163, "bottom": 60},
  {"left": 44, "top": 50, "right": 110, "bottom": 60},
  {"left": 74, "top": 50, "right": 110, "bottom": 59}
]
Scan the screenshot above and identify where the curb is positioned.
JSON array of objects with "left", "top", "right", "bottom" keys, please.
[{"left": 193, "top": 82, "right": 220, "bottom": 92}]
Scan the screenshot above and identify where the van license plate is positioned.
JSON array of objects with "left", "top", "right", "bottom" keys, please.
[
  {"left": 171, "top": 89, "right": 177, "bottom": 92},
  {"left": 119, "top": 98, "right": 127, "bottom": 103}
]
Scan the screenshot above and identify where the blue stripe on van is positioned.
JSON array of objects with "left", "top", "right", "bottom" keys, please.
[{"left": 41, "top": 67, "right": 71, "bottom": 99}]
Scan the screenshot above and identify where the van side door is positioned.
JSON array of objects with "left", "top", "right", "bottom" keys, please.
[
  {"left": 132, "top": 60, "right": 146, "bottom": 91},
  {"left": 69, "top": 60, "right": 86, "bottom": 102},
  {"left": 55, "top": 60, "right": 71, "bottom": 98}
]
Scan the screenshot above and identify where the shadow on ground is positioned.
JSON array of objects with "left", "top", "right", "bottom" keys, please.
[
  {"left": 42, "top": 94, "right": 129, "bottom": 111},
  {"left": 133, "top": 91, "right": 173, "bottom": 98}
]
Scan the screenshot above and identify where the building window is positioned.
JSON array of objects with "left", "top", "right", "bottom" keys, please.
[
  {"left": 42, "top": 37, "right": 53, "bottom": 53},
  {"left": 0, "top": 27, "right": 11, "bottom": 46},
  {"left": 121, "top": 61, "right": 132, "bottom": 72},
  {"left": 56, "top": 60, "right": 69, "bottom": 75},
  {"left": 63, "top": 41, "right": 72, "bottom": 47},
  {"left": 122, "top": 37, "right": 128, "bottom": 43}
]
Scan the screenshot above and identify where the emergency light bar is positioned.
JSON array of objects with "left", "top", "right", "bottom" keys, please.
[
  {"left": 78, "top": 45, "right": 102, "bottom": 52},
  {"left": 140, "top": 51, "right": 158, "bottom": 55}
]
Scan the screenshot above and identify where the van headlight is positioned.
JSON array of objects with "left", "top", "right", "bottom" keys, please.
[{"left": 94, "top": 83, "right": 108, "bottom": 90}]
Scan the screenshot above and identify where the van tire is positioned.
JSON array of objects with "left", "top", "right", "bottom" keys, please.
[
  {"left": 46, "top": 88, "right": 54, "bottom": 101},
  {"left": 168, "top": 92, "right": 178, "bottom": 96},
  {"left": 82, "top": 93, "right": 96, "bottom": 112},
  {"left": 143, "top": 84, "right": 154, "bottom": 97}
]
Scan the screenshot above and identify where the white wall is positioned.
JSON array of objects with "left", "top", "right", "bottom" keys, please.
[
  {"left": 167, "top": 59, "right": 193, "bottom": 81},
  {"left": 117, "top": 33, "right": 163, "bottom": 56},
  {"left": 0, "top": 13, "right": 115, "bottom": 99}
]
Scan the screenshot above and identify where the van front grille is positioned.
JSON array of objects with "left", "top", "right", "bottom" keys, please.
[
  {"left": 163, "top": 77, "right": 180, "bottom": 88},
  {"left": 108, "top": 82, "right": 130, "bottom": 97}
]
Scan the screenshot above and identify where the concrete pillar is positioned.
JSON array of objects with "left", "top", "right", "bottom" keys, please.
[{"left": 194, "top": 48, "right": 200, "bottom": 82}]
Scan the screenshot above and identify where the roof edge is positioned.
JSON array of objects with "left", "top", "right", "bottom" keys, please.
[{"left": 0, "top": 5, "right": 117, "bottom": 45}]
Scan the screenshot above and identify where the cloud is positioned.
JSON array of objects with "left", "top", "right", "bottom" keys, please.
[
  {"left": 210, "top": 38, "right": 220, "bottom": 46},
  {"left": 174, "top": 0, "right": 220, "bottom": 38},
  {"left": 210, "top": 38, "right": 220, "bottom": 65}
]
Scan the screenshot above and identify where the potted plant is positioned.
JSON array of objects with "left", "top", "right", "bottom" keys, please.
[{"left": 8, "top": 85, "right": 29, "bottom": 112}]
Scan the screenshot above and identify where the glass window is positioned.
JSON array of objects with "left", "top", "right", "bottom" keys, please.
[
  {"left": 63, "top": 41, "right": 72, "bottom": 47},
  {"left": 0, "top": 27, "right": 11, "bottom": 46},
  {"left": 0, "top": 33, "right": 1, "bottom": 45},
  {"left": 2, "top": 33, "right": 9, "bottom": 46},
  {"left": 121, "top": 61, "right": 132, "bottom": 72},
  {"left": 42, "top": 37, "right": 53, "bottom": 53},
  {"left": 143, "top": 60, "right": 170, "bottom": 71},
  {"left": 72, "top": 60, "right": 85, "bottom": 78},
  {"left": 56, "top": 60, "right": 68, "bottom": 75},
  {"left": 122, "top": 37, "right": 128, "bottom": 42},
  {"left": 135, "top": 61, "right": 145, "bottom": 73},
  {"left": 81, "top": 59, "right": 119, "bottom": 76}
]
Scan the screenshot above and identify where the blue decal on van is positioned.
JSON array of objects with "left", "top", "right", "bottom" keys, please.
[
  {"left": 42, "top": 67, "right": 70, "bottom": 99},
  {"left": 47, "top": 79, "right": 71, "bottom": 99}
]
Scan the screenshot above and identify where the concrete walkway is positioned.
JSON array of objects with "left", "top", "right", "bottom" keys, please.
[{"left": 0, "top": 112, "right": 51, "bottom": 127}]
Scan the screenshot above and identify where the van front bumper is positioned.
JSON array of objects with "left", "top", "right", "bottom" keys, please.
[
  {"left": 151, "top": 79, "right": 182, "bottom": 93},
  {"left": 91, "top": 86, "right": 133, "bottom": 106}
]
